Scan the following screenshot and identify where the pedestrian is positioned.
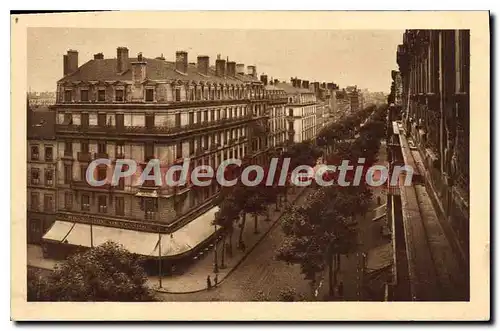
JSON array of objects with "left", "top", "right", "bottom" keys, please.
[
  {"left": 207, "top": 275, "right": 212, "bottom": 290},
  {"left": 214, "top": 274, "right": 218, "bottom": 285}
]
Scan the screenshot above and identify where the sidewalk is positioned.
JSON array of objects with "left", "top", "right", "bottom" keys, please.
[
  {"left": 27, "top": 187, "right": 307, "bottom": 294},
  {"left": 151, "top": 186, "right": 306, "bottom": 293}
]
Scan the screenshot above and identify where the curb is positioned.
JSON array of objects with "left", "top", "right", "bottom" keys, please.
[{"left": 154, "top": 188, "right": 308, "bottom": 294}]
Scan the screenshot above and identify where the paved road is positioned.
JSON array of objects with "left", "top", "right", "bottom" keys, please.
[{"left": 157, "top": 189, "right": 314, "bottom": 302}]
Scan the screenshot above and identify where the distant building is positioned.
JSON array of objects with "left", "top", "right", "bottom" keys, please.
[
  {"left": 262, "top": 76, "right": 288, "bottom": 153},
  {"left": 27, "top": 105, "right": 57, "bottom": 244},
  {"left": 275, "top": 78, "right": 317, "bottom": 143},
  {"left": 28, "top": 91, "right": 56, "bottom": 107}
]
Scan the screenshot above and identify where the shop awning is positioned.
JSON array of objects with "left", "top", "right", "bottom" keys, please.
[
  {"left": 63, "top": 223, "right": 159, "bottom": 256},
  {"left": 153, "top": 206, "right": 221, "bottom": 257},
  {"left": 42, "top": 220, "right": 74, "bottom": 242}
]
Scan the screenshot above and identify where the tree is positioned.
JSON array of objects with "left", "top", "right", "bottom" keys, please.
[
  {"left": 214, "top": 191, "right": 241, "bottom": 265},
  {"left": 27, "top": 242, "right": 155, "bottom": 301}
]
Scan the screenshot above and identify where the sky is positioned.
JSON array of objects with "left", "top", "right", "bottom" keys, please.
[{"left": 27, "top": 28, "right": 403, "bottom": 93}]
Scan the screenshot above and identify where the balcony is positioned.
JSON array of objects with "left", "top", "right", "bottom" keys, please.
[
  {"left": 56, "top": 114, "right": 257, "bottom": 137},
  {"left": 71, "top": 180, "right": 111, "bottom": 191},
  {"left": 94, "top": 152, "right": 109, "bottom": 159},
  {"left": 77, "top": 151, "right": 92, "bottom": 163}
]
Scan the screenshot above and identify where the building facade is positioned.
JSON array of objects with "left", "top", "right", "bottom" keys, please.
[
  {"left": 385, "top": 29, "right": 469, "bottom": 301},
  {"left": 262, "top": 76, "right": 288, "bottom": 153},
  {"left": 276, "top": 78, "right": 317, "bottom": 143},
  {"left": 27, "top": 106, "right": 58, "bottom": 244},
  {"left": 43, "top": 48, "right": 270, "bottom": 270}
]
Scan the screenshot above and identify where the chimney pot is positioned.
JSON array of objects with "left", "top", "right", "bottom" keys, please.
[
  {"left": 175, "top": 51, "right": 188, "bottom": 74},
  {"left": 63, "top": 49, "right": 78, "bottom": 76},
  {"left": 236, "top": 63, "right": 245, "bottom": 75},
  {"left": 226, "top": 61, "right": 236, "bottom": 77},
  {"left": 197, "top": 56, "right": 209, "bottom": 75},
  {"left": 274, "top": 79, "right": 279, "bottom": 85},
  {"left": 215, "top": 59, "right": 226, "bottom": 77},
  {"left": 117, "top": 47, "right": 129, "bottom": 73},
  {"left": 247, "top": 65, "right": 256, "bottom": 78},
  {"left": 260, "top": 74, "right": 268, "bottom": 85}
]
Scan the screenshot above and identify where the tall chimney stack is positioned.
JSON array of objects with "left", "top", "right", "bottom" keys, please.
[
  {"left": 94, "top": 53, "right": 104, "bottom": 60},
  {"left": 226, "top": 61, "right": 236, "bottom": 77},
  {"left": 260, "top": 74, "right": 268, "bottom": 85},
  {"left": 197, "top": 56, "right": 209, "bottom": 75},
  {"left": 215, "top": 58, "right": 226, "bottom": 77},
  {"left": 117, "top": 47, "right": 129, "bottom": 73},
  {"left": 63, "top": 50, "right": 78, "bottom": 76},
  {"left": 247, "top": 65, "right": 256, "bottom": 78},
  {"left": 296, "top": 79, "right": 302, "bottom": 88},
  {"left": 236, "top": 63, "right": 245, "bottom": 75},
  {"left": 175, "top": 51, "right": 188, "bottom": 74}
]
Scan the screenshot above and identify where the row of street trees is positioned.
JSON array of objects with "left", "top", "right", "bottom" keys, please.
[{"left": 276, "top": 104, "right": 388, "bottom": 299}]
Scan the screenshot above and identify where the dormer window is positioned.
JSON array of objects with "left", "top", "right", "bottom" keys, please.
[
  {"left": 97, "top": 89, "right": 106, "bottom": 102},
  {"left": 145, "top": 88, "right": 154, "bottom": 102},
  {"left": 64, "top": 90, "right": 72, "bottom": 103},
  {"left": 115, "top": 89, "right": 124, "bottom": 102},
  {"left": 80, "top": 89, "right": 89, "bottom": 102}
]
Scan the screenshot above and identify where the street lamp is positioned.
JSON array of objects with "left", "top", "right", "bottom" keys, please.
[{"left": 213, "top": 223, "right": 219, "bottom": 274}]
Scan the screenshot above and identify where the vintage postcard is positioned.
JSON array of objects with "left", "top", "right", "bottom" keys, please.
[{"left": 11, "top": 11, "right": 490, "bottom": 321}]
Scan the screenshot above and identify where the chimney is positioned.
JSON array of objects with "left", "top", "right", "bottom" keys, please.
[
  {"left": 236, "top": 63, "right": 245, "bottom": 75},
  {"left": 260, "top": 74, "right": 268, "bottom": 85},
  {"left": 313, "top": 82, "right": 320, "bottom": 92},
  {"left": 274, "top": 79, "right": 279, "bottom": 85},
  {"left": 117, "top": 47, "right": 129, "bottom": 73},
  {"left": 175, "top": 51, "right": 188, "bottom": 74},
  {"left": 302, "top": 80, "right": 309, "bottom": 89},
  {"left": 291, "top": 77, "right": 296, "bottom": 87},
  {"left": 226, "top": 61, "right": 236, "bottom": 77},
  {"left": 197, "top": 56, "right": 209, "bottom": 75},
  {"left": 296, "top": 79, "right": 302, "bottom": 88},
  {"left": 156, "top": 53, "right": 165, "bottom": 60},
  {"left": 321, "top": 82, "right": 327, "bottom": 89},
  {"left": 247, "top": 65, "right": 256, "bottom": 78},
  {"left": 94, "top": 53, "right": 104, "bottom": 60},
  {"left": 131, "top": 52, "right": 147, "bottom": 82},
  {"left": 63, "top": 49, "right": 78, "bottom": 76},
  {"left": 215, "top": 58, "right": 226, "bottom": 77}
]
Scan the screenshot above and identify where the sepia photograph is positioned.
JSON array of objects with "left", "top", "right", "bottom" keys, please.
[{"left": 11, "top": 11, "right": 490, "bottom": 321}]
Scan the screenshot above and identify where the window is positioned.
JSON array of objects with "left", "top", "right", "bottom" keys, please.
[
  {"left": 189, "top": 112, "right": 194, "bottom": 125},
  {"left": 44, "top": 146, "right": 53, "bottom": 161},
  {"left": 65, "top": 192, "right": 73, "bottom": 210},
  {"left": 98, "top": 142, "right": 107, "bottom": 154},
  {"left": 80, "top": 90, "right": 89, "bottom": 102},
  {"left": 98, "top": 113, "right": 106, "bottom": 126},
  {"left": 97, "top": 166, "right": 107, "bottom": 182},
  {"left": 64, "top": 164, "right": 72, "bottom": 184},
  {"left": 289, "top": 109, "right": 293, "bottom": 117},
  {"left": 115, "top": 197, "right": 125, "bottom": 216},
  {"left": 31, "top": 146, "right": 39, "bottom": 160},
  {"left": 64, "top": 141, "right": 72, "bottom": 157},
  {"left": 116, "top": 143, "right": 125, "bottom": 158},
  {"left": 81, "top": 141, "right": 89, "bottom": 154},
  {"left": 144, "top": 198, "right": 156, "bottom": 220},
  {"left": 81, "top": 194, "right": 90, "bottom": 211},
  {"left": 145, "top": 142, "right": 154, "bottom": 160},
  {"left": 176, "top": 142, "right": 183, "bottom": 159},
  {"left": 30, "top": 192, "right": 39, "bottom": 211},
  {"left": 145, "top": 88, "right": 154, "bottom": 102},
  {"left": 64, "top": 90, "right": 72, "bottom": 102},
  {"left": 80, "top": 165, "right": 88, "bottom": 182},
  {"left": 45, "top": 170, "right": 53, "bottom": 186},
  {"left": 97, "top": 89, "right": 106, "bottom": 102},
  {"left": 31, "top": 168, "right": 40, "bottom": 185},
  {"left": 175, "top": 89, "right": 181, "bottom": 102},
  {"left": 44, "top": 194, "right": 53, "bottom": 212},
  {"left": 189, "top": 140, "right": 195, "bottom": 155},
  {"left": 115, "top": 89, "right": 124, "bottom": 102},
  {"left": 98, "top": 196, "right": 107, "bottom": 213}
]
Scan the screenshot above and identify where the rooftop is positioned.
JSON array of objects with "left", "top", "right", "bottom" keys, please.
[
  {"left": 59, "top": 57, "right": 261, "bottom": 85},
  {"left": 274, "top": 82, "right": 313, "bottom": 94}
]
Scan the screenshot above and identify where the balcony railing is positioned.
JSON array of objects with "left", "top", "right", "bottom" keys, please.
[
  {"left": 77, "top": 151, "right": 92, "bottom": 162},
  {"left": 56, "top": 113, "right": 257, "bottom": 136},
  {"left": 95, "top": 152, "right": 109, "bottom": 159}
]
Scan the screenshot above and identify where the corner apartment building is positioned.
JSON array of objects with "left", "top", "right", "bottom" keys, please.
[
  {"left": 27, "top": 106, "right": 57, "bottom": 244},
  {"left": 385, "top": 29, "right": 469, "bottom": 301},
  {"left": 276, "top": 78, "right": 317, "bottom": 143},
  {"left": 43, "top": 47, "right": 268, "bottom": 271}
]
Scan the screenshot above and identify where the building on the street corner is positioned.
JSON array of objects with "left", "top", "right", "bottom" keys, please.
[
  {"left": 27, "top": 105, "right": 58, "bottom": 244},
  {"left": 276, "top": 78, "right": 317, "bottom": 143},
  {"left": 346, "top": 85, "right": 364, "bottom": 113},
  {"left": 385, "top": 29, "right": 469, "bottom": 301},
  {"left": 43, "top": 48, "right": 270, "bottom": 271}
]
